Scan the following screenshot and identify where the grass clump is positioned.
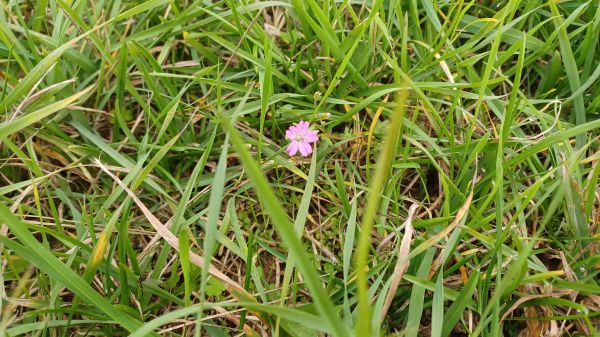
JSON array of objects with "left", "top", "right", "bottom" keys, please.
[{"left": 1, "top": 1, "right": 599, "bottom": 336}]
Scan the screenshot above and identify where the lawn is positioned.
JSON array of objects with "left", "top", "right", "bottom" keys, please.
[{"left": 1, "top": 0, "right": 599, "bottom": 336}]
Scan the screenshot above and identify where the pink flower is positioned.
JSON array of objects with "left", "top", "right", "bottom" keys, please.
[{"left": 285, "top": 120, "right": 319, "bottom": 157}]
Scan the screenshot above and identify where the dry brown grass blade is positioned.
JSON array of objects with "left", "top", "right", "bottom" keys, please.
[
  {"left": 500, "top": 290, "right": 573, "bottom": 322},
  {"left": 427, "top": 189, "right": 475, "bottom": 279},
  {"left": 379, "top": 203, "right": 419, "bottom": 323},
  {"left": 212, "top": 306, "right": 256, "bottom": 335},
  {"left": 95, "top": 159, "right": 248, "bottom": 295},
  {"left": 411, "top": 190, "right": 474, "bottom": 259}
]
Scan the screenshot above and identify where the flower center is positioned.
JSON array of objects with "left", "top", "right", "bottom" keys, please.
[{"left": 294, "top": 134, "right": 304, "bottom": 142}]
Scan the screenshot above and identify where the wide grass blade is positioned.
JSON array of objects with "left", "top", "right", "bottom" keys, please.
[
  {"left": 355, "top": 87, "right": 409, "bottom": 337},
  {"left": 0, "top": 86, "right": 92, "bottom": 139},
  {"left": 223, "top": 121, "right": 350, "bottom": 337},
  {"left": 0, "top": 204, "right": 147, "bottom": 334}
]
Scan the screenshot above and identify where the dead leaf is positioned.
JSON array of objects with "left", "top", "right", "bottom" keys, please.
[
  {"left": 95, "top": 159, "right": 247, "bottom": 295},
  {"left": 379, "top": 203, "right": 419, "bottom": 323},
  {"left": 524, "top": 306, "right": 542, "bottom": 337}
]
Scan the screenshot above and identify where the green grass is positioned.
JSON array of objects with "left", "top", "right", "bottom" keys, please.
[{"left": 1, "top": 0, "right": 599, "bottom": 336}]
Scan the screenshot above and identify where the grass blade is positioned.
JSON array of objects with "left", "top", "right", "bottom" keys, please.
[
  {"left": 355, "top": 87, "right": 409, "bottom": 336},
  {"left": 223, "top": 121, "right": 350, "bottom": 337}
]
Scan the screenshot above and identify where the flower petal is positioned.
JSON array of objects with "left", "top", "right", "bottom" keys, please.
[
  {"left": 286, "top": 141, "right": 299, "bottom": 156},
  {"left": 285, "top": 129, "right": 295, "bottom": 140},
  {"left": 299, "top": 142, "right": 312, "bottom": 156},
  {"left": 304, "top": 130, "right": 319, "bottom": 142},
  {"left": 298, "top": 120, "right": 309, "bottom": 131}
]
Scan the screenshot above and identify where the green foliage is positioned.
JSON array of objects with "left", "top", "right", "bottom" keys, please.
[
  {"left": 0, "top": 0, "right": 599, "bottom": 336},
  {"left": 205, "top": 277, "right": 226, "bottom": 298}
]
